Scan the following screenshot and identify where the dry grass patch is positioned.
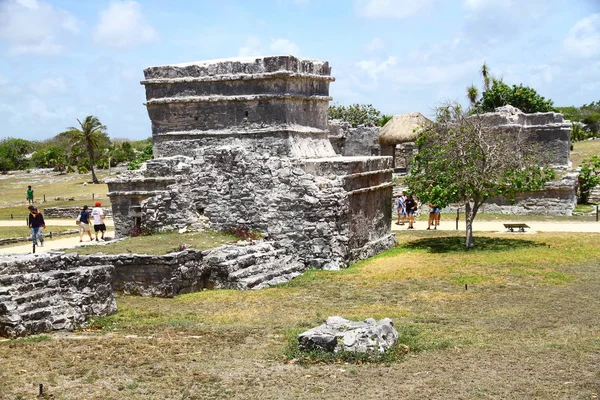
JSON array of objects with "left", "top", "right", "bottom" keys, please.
[
  {"left": 571, "top": 139, "right": 600, "bottom": 168},
  {"left": 0, "top": 170, "right": 112, "bottom": 219},
  {"left": 1, "top": 231, "right": 600, "bottom": 399}
]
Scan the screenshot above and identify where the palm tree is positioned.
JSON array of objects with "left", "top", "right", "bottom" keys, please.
[
  {"left": 466, "top": 84, "right": 479, "bottom": 105},
  {"left": 62, "top": 116, "right": 108, "bottom": 184},
  {"left": 481, "top": 62, "right": 491, "bottom": 91}
]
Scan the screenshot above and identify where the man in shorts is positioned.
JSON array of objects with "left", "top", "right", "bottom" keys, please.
[{"left": 91, "top": 201, "right": 106, "bottom": 241}]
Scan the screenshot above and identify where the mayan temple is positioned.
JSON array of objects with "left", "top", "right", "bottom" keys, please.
[{"left": 107, "top": 55, "right": 395, "bottom": 273}]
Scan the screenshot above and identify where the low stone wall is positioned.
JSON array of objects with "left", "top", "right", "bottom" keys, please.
[
  {"left": 43, "top": 207, "right": 112, "bottom": 219},
  {"left": 0, "top": 253, "right": 116, "bottom": 338},
  {"left": 0, "top": 239, "right": 312, "bottom": 337},
  {"left": 392, "top": 174, "right": 578, "bottom": 216},
  {"left": 478, "top": 174, "right": 577, "bottom": 216}
]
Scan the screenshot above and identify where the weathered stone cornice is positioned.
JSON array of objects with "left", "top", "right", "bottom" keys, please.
[
  {"left": 141, "top": 71, "right": 335, "bottom": 85},
  {"left": 144, "top": 93, "right": 333, "bottom": 105}
]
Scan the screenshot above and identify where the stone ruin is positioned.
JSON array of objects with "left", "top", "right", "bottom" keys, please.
[{"left": 108, "top": 55, "right": 395, "bottom": 273}]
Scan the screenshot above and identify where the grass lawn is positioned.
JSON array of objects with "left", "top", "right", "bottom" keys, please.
[
  {"left": 1, "top": 231, "right": 600, "bottom": 399},
  {"left": 0, "top": 169, "right": 112, "bottom": 219},
  {"left": 0, "top": 225, "right": 76, "bottom": 239},
  {"left": 571, "top": 139, "right": 600, "bottom": 168},
  {"left": 65, "top": 230, "right": 239, "bottom": 255}
]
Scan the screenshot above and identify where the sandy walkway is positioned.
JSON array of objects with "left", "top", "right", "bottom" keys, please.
[
  {"left": 1, "top": 218, "right": 598, "bottom": 256},
  {"left": 0, "top": 219, "right": 116, "bottom": 255}
]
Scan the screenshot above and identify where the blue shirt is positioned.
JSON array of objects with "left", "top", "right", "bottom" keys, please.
[{"left": 80, "top": 210, "right": 90, "bottom": 224}]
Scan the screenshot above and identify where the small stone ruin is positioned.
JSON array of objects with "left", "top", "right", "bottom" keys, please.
[
  {"left": 108, "top": 56, "right": 396, "bottom": 275},
  {"left": 298, "top": 316, "right": 399, "bottom": 354}
]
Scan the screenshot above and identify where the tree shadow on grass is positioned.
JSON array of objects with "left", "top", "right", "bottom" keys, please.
[{"left": 403, "top": 236, "right": 545, "bottom": 254}]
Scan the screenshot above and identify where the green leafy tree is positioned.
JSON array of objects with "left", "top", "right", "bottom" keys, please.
[
  {"left": 578, "top": 155, "right": 600, "bottom": 204},
  {"left": 31, "top": 146, "right": 67, "bottom": 171},
  {"left": 328, "top": 103, "right": 384, "bottom": 127},
  {"left": 128, "top": 141, "right": 153, "bottom": 170},
  {"left": 467, "top": 64, "right": 556, "bottom": 113},
  {"left": 406, "top": 103, "right": 554, "bottom": 248},
  {"left": 0, "top": 138, "right": 34, "bottom": 171},
  {"left": 61, "top": 116, "right": 109, "bottom": 183}
]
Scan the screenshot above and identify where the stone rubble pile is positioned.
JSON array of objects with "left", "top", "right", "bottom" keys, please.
[{"left": 298, "top": 316, "right": 399, "bottom": 353}]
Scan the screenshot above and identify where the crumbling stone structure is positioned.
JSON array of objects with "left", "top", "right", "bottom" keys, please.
[
  {"left": 328, "top": 120, "right": 381, "bottom": 157},
  {"left": 108, "top": 56, "right": 395, "bottom": 274},
  {"left": 479, "top": 105, "right": 572, "bottom": 168},
  {"left": 0, "top": 254, "right": 116, "bottom": 338}
]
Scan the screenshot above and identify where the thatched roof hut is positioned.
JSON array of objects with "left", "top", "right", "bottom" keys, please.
[{"left": 378, "top": 112, "right": 432, "bottom": 146}]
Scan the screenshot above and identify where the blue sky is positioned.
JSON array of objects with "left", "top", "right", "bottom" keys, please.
[{"left": 0, "top": 0, "right": 599, "bottom": 141}]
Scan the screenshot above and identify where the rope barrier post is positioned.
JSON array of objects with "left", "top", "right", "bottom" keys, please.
[{"left": 456, "top": 208, "right": 459, "bottom": 230}]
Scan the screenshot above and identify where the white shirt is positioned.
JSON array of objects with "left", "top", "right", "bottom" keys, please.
[{"left": 91, "top": 207, "right": 104, "bottom": 225}]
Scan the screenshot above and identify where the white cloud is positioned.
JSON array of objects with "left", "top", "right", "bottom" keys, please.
[
  {"left": 563, "top": 14, "right": 600, "bottom": 58},
  {"left": 364, "top": 37, "right": 385, "bottom": 53},
  {"left": 0, "top": 0, "right": 79, "bottom": 56},
  {"left": 355, "top": 0, "right": 434, "bottom": 19},
  {"left": 269, "top": 38, "right": 300, "bottom": 55},
  {"left": 238, "top": 37, "right": 300, "bottom": 57},
  {"left": 356, "top": 56, "right": 397, "bottom": 81},
  {"left": 29, "top": 77, "right": 68, "bottom": 96},
  {"left": 238, "top": 36, "right": 262, "bottom": 57},
  {"left": 93, "top": 1, "right": 158, "bottom": 50}
]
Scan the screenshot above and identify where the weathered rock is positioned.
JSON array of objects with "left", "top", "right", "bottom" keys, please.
[
  {"left": 328, "top": 120, "right": 380, "bottom": 157},
  {"left": 107, "top": 55, "right": 396, "bottom": 280},
  {"left": 298, "top": 316, "right": 398, "bottom": 353}
]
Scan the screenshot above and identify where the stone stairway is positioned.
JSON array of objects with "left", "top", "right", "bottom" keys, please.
[
  {"left": 204, "top": 242, "right": 308, "bottom": 290},
  {"left": 0, "top": 262, "right": 116, "bottom": 338}
]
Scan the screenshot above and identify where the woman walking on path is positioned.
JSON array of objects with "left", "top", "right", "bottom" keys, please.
[
  {"left": 405, "top": 194, "right": 418, "bottom": 229},
  {"left": 27, "top": 206, "right": 45, "bottom": 246},
  {"left": 78, "top": 205, "right": 94, "bottom": 242},
  {"left": 396, "top": 192, "right": 407, "bottom": 225}
]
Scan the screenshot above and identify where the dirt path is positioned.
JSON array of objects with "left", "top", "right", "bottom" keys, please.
[
  {"left": 393, "top": 219, "right": 600, "bottom": 233},
  {"left": 0, "top": 218, "right": 116, "bottom": 255}
]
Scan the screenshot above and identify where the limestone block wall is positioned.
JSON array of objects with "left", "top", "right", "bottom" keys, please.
[
  {"left": 142, "top": 56, "right": 335, "bottom": 159},
  {"left": 44, "top": 207, "right": 112, "bottom": 219},
  {"left": 328, "top": 120, "right": 381, "bottom": 156},
  {"left": 110, "top": 147, "right": 395, "bottom": 270},
  {"left": 479, "top": 106, "right": 572, "bottom": 167},
  {"left": 0, "top": 253, "right": 116, "bottom": 338},
  {"left": 478, "top": 174, "right": 578, "bottom": 216}
]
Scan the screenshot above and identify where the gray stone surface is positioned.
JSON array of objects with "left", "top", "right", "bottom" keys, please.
[
  {"left": 44, "top": 207, "right": 112, "bottom": 219},
  {"left": 0, "top": 253, "right": 116, "bottom": 338},
  {"left": 478, "top": 105, "right": 572, "bottom": 167},
  {"left": 108, "top": 55, "right": 396, "bottom": 281},
  {"left": 328, "top": 120, "right": 381, "bottom": 157},
  {"left": 298, "top": 316, "right": 398, "bottom": 353}
]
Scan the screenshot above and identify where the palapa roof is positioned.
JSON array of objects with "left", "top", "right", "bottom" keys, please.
[{"left": 378, "top": 112, "right": 433, "bottom": 145}]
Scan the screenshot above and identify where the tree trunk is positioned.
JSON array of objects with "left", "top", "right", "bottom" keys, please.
[
  {"left": 465, "top": 202, "right": 474, "bottom": 249},
  {"left": 87, "top": 143, "right": 99, "bottom": 184}
]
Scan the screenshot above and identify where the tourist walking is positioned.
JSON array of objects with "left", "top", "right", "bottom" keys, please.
[
  {"left": 427, "top": 203, "right": 440, "bottom": 230},
  {"left": 396, "top": 192, "right": 407, "bottom": 225},
  {"left": 26, "top": 185, "right": 34, "bottom": 204},
  {"left": 405, "top": 194, "right": 418, "bottom": 229},
  {"left": 91, "top": 201, "right": 106, "bottom": 241},
  {"left": 27, "top": 206, "right": 45, "bottom": 247},
  {"left": 78, "top": 205, "right": 94, "bottom": 242}
]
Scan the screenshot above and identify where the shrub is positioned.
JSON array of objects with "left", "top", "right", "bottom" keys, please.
[
  {"left": 129, "top": 226, "right": 154, "bottom": 237},
  {"left": 578, "top": 155, "right": 600, "bottom": 204},
  {"left": 223, "top": 225, "right": 262, "bottom": 241}
]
